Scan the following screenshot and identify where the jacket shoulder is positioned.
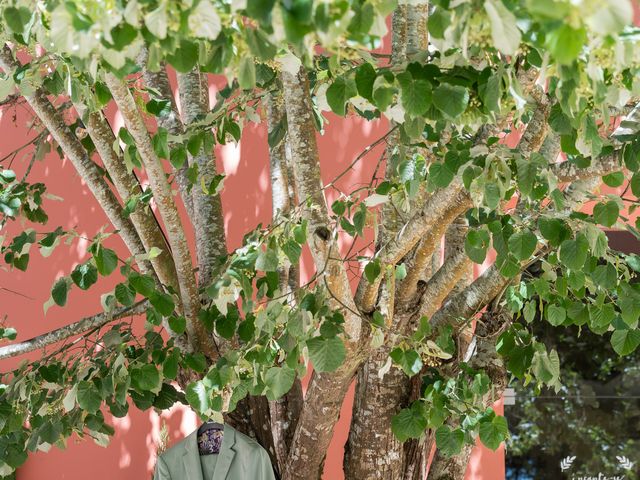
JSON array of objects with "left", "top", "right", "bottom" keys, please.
[
  {"left": 158, "top": 436, "right": 187, "bottom": 465},
  {"left": 233, "top": 429, "right": 267, "bottom": 453}
]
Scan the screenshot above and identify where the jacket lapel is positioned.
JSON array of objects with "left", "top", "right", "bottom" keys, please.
[
  {"left": 182, "top": 430, "right": 205, "bottom": 480},
  {"left": 212, "top": 424, "right": 236, "bottom": 480}
]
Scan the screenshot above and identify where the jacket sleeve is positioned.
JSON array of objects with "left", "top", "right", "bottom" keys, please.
[{"left": 153, "top": 456, "right": 171, "bottom": 480}]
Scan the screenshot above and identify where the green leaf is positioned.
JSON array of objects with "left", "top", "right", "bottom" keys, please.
[
  {"left": 396, "top": 263, "right": 407, "bottom": 280},
  {"left": 364, "top": 259, "right": 381, "bottom": 283},
  {"left": 282, "top": 239, "right": 302, "bottom": 264},
  {"left": 610, "top": 329, "right": 640, "bottom": 356},
  {"left": 428, "top": 8, "right": 451, "bottom": 39},
  {"left": 559, "top": 235, "right": 589, "bottom": 271},
  {"left": 71, "top": 263, "right": 98, "bottom": 290},
  {"left": 531, "top": 348, "right": 561, "bottom": 388},
  {"left": 396, "top": 72, "right": 432, "bottom": 116},
  {"left": 167, "top": 40, "right": 199, "bottom": 73},
  {"left": 631, "top": 172, "right": 640, "bottom": 197},
  {"left": 307, "top": 336, "right": 346, "bottom": 372},
  {"left": 465, "top": 229, "right": 491, "bottom": 264},
  {"left": 0, "top": 326, "right": 17, "bottom": 340},
  {"left": 152, "top": 128, "right": 169, "bottom": 159},
  {"left": 38, "top": 421, "right": 62, "bottom": 444},
  {"left": 593, "top": 201, "right": 619, "bottom": 227},
  {"left": 163, "top": 350, "right": 180, "bottom": 380},
  {"left": 429, "top": 162, "right": 456, "bottom": 188},
  {"left": 372, "top": 77, "right": 395, "bottom": 111},
  {"left": 538, "top": 217, "right": 571, "bottom": 247},
  {"left": 0, "top": 169, "right": 17, "bottom": 183},
  {"left": 255, "top": 248, "right": 279, "bottom": 272},
  {"left": 546, "top": 24, "right": 586, "bottom": 65},
  {"left": 129, "top": 273, "right": 155, "bottom": 297},
  {"left": 484, "top": 0, "right": 521, "bottom": 55},
  {"left": 51, "top": 278, "right": 70, "bottom": 307},
  {"left": 479, "top": 413, "right": 508, "bottom": 451},
  {"left": 268, "top": 117, "right": 287, "bottom": 148},
  {"left": 618, "top": 283, "right": 640, "bottom": 326},
  {"left": 145, "top": 4, "right": 168, "bottom": 39},
  {"left": 389, "top": 348, "right": 423, "bottom": 376},
  {"left": 516, "top": 156, "right": 538, "bottom": 197},
  {"left": 77, "top": 381, "right": 102, "bottom": 414},
  {"left": 94, "top": 247, "right": 118, "bottom": 276},
  {"left": 508, "top": 229, "right": 537, "bottom": 261},
  {"left": 245, "top": 28, "right": 276, "bottom": 60},
  {"left": 326, "top": 76, "right": 357, "bottom": 116},
  {"left": 170, "top": 145, "right": 188, "bottom": 169},
  {"left": 355, "top": 63, "right": 376, "bottom": 101},
  {"left": 264, "top": 366, "right": 296, "bottom": 401},
  {"left": 392, "top": 403, "right": 428, "bottom": 442},
  {"left": 149, "top": 291, "right": 175, "bottom": 316},
  {"left": 131, "top": 365, "right": 161, "bottom": 392},
  {"left": 479, "top": 71, "right": 502, "bottom": 112},
  {"left": 184, "top": 352, "right": 207, "bottom": 373},
  {"left": 115, "top": 283, "right": 136, "bottom": 306},
  {"left": 238, "top": 56, "right": 256, "bottom": 89},
  {"left": 186, "top": 380, "right": 210, "bottom": 412},
  {"left": 3, "top": 6, "right": 32, "bottom": 34},
  {"left": 216, "top": 309, "right": 238, "bottom": 339},
  {"left": 145, "top": 98, "right": 172, "bottom": 118},
  {"left": 546, "top": 304, "right": 566, "bottom": 326},
  {"left": 602, "top": 172, "right": 624, "bottom": 188},
  {"left": 168, "top": 315, "right": 186, "bottom": 334},
  {"left": 484, "top": 182, "right": 502, "bottom": 209},
  {"left": 435, "top": 426, "right": 465, "bottom": 456},
  {"left": 433, "top": 83, "right": 469, "bottom": 119}
]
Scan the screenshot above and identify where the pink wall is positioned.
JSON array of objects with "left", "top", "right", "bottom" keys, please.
[{"left": 0, "top": 80, "right": 504, "bottom": 480}]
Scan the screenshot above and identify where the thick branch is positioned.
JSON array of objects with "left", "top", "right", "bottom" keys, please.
[
  {"left": 280, "top": 66, "right": 359, "bottom": 337},
  {"left": 265, "top": 88, "right": 303, "bottom": 469},
  {"left": 280, "top": 66, "right": 363, "bottom": 480},
  {"left": 0, "top": 46, "right": 154, "bottom": 278},
  {"left": 428, "top": 308, "right": 509, "bottom": 479},
  {"left": 74, "top": 103, "right": 179, "bottom": 292},
  {"left": 550, "top": 151, "right": 622, "bottom": 183},
  {"left": 357, "top": 180, "right": 471, "bottom": 313},
  {"left": 138, "top": 52, "right": 194, "bottom": 218},
  {"left": 104, "top": 73, "right": 217, "bottom": 359},
  {"left": 177, "top": 69, "right": 227, "bottom": 286},
  {"left": 0, "top": 302, "right": 147, "bottom": 360}
]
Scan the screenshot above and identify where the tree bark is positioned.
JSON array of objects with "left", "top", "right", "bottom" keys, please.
[
  {"left": 428, "top": 308, "right": 510, "bottom": 478},
  {"left": 344, "top": 346, "right": 411, "bottom": 479},
  {"left": 104, "top": 73, "right": 217, "bottom": 359},
  {"left": 265, "top": 89, "right": 303, "bottom": 469},
  {"left": 138, "top": 53, "right": 194, "bottom": 219},
  {"left": 72, "top": 103, "right": 179, "bottom": 293},
  {"left": 280, "top": 66, "right": 364, "bottom": 480},
  {"left": 177, "top": 69, "right": 227, "bottom": 287}
]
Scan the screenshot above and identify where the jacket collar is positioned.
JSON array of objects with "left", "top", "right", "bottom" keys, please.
[{"left": 182, "top": 424, "right": 237, "bottom": 480}]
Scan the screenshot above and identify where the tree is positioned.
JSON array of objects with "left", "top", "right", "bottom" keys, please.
[{"left": 1, "top": 0, "right": 640, "bottom": 478}]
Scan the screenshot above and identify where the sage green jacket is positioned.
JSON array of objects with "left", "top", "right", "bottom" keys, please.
[{"left": 153, "top": 425, "right": 276, "bottom": 480}]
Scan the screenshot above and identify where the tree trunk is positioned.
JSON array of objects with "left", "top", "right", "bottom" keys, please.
[{"left": 344, "top": 347, "right": 411, "bottom": 479}]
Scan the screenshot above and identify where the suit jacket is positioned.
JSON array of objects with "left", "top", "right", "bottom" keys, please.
[{"left": 153, "top": 425, "right": 276, "bottom": 480}]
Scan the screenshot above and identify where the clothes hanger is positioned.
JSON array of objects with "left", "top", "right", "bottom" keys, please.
[{"left": 197, "top": 420, "right": 224, "bottom": 435}]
